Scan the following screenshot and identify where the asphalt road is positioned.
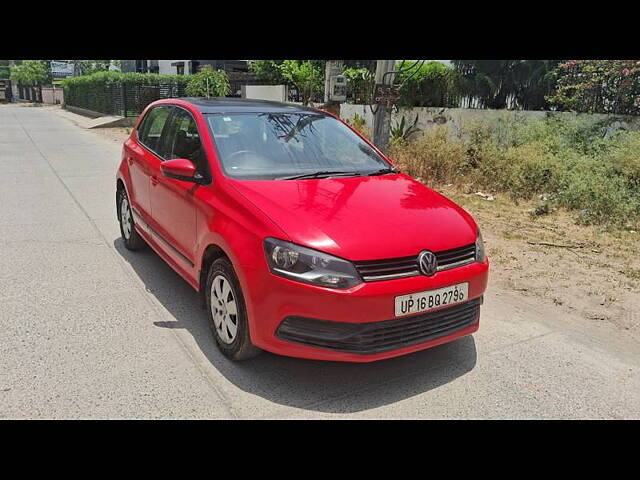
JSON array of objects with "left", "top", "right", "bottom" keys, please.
[{"left": 1, "top": 105, "right": 639, "bottom": 419}]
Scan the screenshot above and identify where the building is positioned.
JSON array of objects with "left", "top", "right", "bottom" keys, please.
[{"left": 121, "top": 60, "right": 248, "bottom": 75}]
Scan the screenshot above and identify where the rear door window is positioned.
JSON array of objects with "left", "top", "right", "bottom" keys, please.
[{"left": 137, "top": 106, "right": 172, "bottom": 154}]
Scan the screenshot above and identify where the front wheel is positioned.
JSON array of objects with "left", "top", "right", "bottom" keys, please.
[
  {"left": 205, "top": 258, "right": 261, "bottom": 361},
  {"left": 117, "top": 188, "right": 145, "bottom": 251}
]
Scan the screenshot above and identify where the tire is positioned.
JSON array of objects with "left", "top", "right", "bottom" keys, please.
[
  {"left": 205, "top": 257, "right": 262, "bottom": 361},
  {"left": 117, "top": 187, "right": 146, "bottom": 251}
]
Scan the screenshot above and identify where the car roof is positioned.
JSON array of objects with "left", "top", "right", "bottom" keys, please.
[{"left": 175, "top": 97, "right": 325, "bottom": 115}]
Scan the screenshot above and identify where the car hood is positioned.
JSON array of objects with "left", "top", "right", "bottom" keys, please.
[{"left": 229, "top": 174, "right": 478, "bottom": 260}]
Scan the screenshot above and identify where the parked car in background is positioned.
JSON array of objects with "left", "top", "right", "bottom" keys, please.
[{"left": 116, "top": 98, "right": 489, "bottom": 362}]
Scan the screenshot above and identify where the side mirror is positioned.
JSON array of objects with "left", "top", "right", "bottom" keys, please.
[{"left": 160, "top": 158, "right": 204, "bottom": 183}]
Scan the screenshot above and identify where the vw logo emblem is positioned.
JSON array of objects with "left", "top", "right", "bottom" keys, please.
[{"left": 417, "top": 250, "right": 438, "bottom": 276}]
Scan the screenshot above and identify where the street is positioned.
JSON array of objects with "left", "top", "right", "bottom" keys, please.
[{"left": 1, "top": 104, "right": 639, "bottom": 419}]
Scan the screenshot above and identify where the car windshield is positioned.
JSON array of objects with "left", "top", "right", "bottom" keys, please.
[{"left": 206, "top": 112, "right": 391, "bottom": 180}]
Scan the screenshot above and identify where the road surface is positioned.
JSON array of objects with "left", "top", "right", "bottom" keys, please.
[{"left": 1, "top": 105, "right": 639, "bottom": 419}]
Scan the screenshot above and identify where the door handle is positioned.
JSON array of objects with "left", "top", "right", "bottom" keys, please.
[{"left": 151, "top": 176, "right": 159, "bottom": 186}]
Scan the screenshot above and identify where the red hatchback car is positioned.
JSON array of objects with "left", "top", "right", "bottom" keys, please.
[{"left": 116, "top": 98, "right": 489, "bottom": 362}]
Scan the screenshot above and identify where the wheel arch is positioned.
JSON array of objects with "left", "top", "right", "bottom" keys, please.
[
  {"left": 116, "top": 178, "right": 126, "bottom": 220},
  {"left": 199, "top": 243, "right": 231, "bottom": 296}
]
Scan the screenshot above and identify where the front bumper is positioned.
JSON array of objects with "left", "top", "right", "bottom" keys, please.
[{"left": 241, "top": 258, "right": 489, "bottom": 362}]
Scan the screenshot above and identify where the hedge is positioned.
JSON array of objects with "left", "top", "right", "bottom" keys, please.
[{"left": 61, "top": 71, "right": 188, "bottom": 116}]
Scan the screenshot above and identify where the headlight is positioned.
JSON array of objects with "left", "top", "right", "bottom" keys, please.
[
  {"left": 264, "top": 237, "right": 362, "bottom": 289},
  {"left": 475, "top": 230, "right": 486, "bottom": 262}
]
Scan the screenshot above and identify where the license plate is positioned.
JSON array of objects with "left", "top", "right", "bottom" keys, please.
[{"left": 394, "top": 283, "right": 469, "bottom": 317}]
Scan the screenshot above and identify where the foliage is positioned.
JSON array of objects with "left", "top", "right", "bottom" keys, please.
[
  {"left": 390, "top": 114, "right": 420, "bottom": 143},
  {"left": 389, "top": 126, "right": 469, "bottom": 184},
  {"left": 344, "top": 112, "right": 371, "bottom": 139},
  {"left": 10, "top": 60, "right": 50, "bottom": 86},
  {"left": 546, "top": 60, "right": 640, "bottom": 115},
  {"left": 0, "top": 60, "right": 9, "bottom": 80},
  {"left": 388, "top": 113, "right": 640, "bottom": 228},
  {"left": 185, "top": 65, "right": 230, "bottom": 97},
  {"left": 249, "top": 60, "right": 285, "bottom": 84},
  {"left": 342, "top": 67, "right": 374, "bottom": 104},
  {"left": 279, "top": 60, "right": 323, "bottom": 105},
  {"left": 73, "top": 60, "right": 120, "bottom": 76},
  {"left": 396, "top": 61, "right": 462, "bottom": 108},
  {"left": 452, "top": 60, "right": 560, "bottom": 110}
]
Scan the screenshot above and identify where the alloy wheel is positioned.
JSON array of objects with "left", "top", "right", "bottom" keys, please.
[
  {"left": 120, "top": 195, "right": 132, "bottom": 240},
  {"left": 210, "top": 274, "right": 238, "bottom": 344}
]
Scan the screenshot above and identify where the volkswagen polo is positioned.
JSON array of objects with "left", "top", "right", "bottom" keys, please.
[{"left": 116, "top": 98, "right": 489, "bottom": 362}]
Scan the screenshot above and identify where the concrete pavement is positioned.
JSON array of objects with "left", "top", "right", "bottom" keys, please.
[{"left": 1, "top": 105, "right": 639, "bottom": 419}]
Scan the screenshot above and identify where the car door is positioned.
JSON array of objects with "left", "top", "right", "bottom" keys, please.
[
  {"left": 126, "top": 105, "right": 172, "bottom": 221},
  {"left": 150, "top": 106, "right": 209, "bottom": 268}
]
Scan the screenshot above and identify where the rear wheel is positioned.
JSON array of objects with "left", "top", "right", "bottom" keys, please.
[
  {"left": 206, "top": 258, "right": 261, "bottom": 361},
  {"left": 117, "top": 188, "right": 145, "bottom": 251}
]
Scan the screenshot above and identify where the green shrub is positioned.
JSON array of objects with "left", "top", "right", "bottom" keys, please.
[
  {"left": 547, "top": 60, "right": 640, "bottom": 115},
  {"left": 345, "top": 113, "right": 371, "bottom": 139},
  {"left": 342, "top": 67, "right": 373, "bottom": 104},
  {"left": 388, "top": 114, "right": 640, "bottom": 228},
  {"left": 248, "top": 60, "right": 285, "bottom": 84},
  {"left": 396, "top": 61, "right": 462, "bottom": 108},
  {"left": 389, "top": 126, "right": 469, "bottom": 184},
  {"left": 61, "top": 71, "right": 187, "bottom": 115},
  {"left": 501, "top": 143, "right": 562, "bottom": 199},
  {"left": 556, "top": 159, "right": 640, "bottom": 225},
  {"left": 279, "top": 60, "right": 323, "bottom": 105},
  {"left": 602, "top": 131, "right": 640, "bottom": 188},
  {"left": 185, "top": 65, "right": 230, "bottom": 97}
]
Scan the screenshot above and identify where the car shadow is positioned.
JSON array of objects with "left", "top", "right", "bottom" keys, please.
[{"left": 114, "top": 238, "right": 478, "bottom": 415}]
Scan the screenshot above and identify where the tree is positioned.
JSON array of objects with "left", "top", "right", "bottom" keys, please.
[
  {"left": 10, "top": 60, "right": 49, "bottom": 86},
  {"left": 547, "top": 60, "right": 640, "bottom": 115},
  {"left": 249, "top": 60, "right": 285, "bottom": 84},
  {"left": 396, "top": 61, "right": 462, "bottom": 108},
  {"left": 0, "top": 60, "right": 9, "bottom": 79},
  {"left": 342, "top": 66, "right": 374, "bottom": 104},
  {"left": 279, "top": 60, "right": 323, "bottom": 105},
  {"left": 185, "top": 65, "right": 231, "bottom": 97},
  {"left": 452, "top": 60, "right": 560, "bottom": 110},
  {"left": 73, "top": 60, "right": 120, "bottom": 76}
]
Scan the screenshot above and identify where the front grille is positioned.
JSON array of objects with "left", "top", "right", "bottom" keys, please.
[
  {"left": 353, "top": 243, "right": 476, "bottom": 281},
  {"left": 276, "top": 297, "right": 481, "bottom": 355}
]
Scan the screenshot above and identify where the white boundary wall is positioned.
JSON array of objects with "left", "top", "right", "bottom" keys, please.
[
  {"left": 339, "top": 104, "right": 639, "bottom": 139},
  {"left": 242, "top": 85, "right": 288, "bottom": 102}
]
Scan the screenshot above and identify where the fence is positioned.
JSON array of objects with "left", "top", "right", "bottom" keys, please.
[
  {"left": 13, "top": 83, "right": 42, "bottom": 103},
  {"left": 64, "top": 79, "right": 186, "bottom": 117}
]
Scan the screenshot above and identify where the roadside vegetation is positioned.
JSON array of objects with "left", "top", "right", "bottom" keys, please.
[{"left": 387, "top": 114, "right": 640, "bottom": 230}]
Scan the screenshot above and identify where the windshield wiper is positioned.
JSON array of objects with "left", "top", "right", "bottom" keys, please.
[
  {"left": 366, "top": 167, "right": 398, "bottom": 176},
  {"left": 276, "top": 170, "right": 361, "bottom": 180}
]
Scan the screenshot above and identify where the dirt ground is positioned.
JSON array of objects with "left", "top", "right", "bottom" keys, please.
[
  {"left": 37, "top": 104, "right": 640, "bottom": 341},
  {"left": 441, "top": 186, "right": 640, "bottom": 340}
]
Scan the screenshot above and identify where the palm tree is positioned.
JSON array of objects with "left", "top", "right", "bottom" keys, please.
[{"left": 452, "top": 60, "right": 561, "bottom": 110}]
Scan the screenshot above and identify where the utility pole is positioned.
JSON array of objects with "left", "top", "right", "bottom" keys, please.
[
  {"left": 372, "top": 60, "right": 396, "bottom": 152},
  {"left": 324, "top": 60, "right": 343, "bottom": 103},
  {"left": 323, "top": 60, "right": 343, "bottom": 107}
]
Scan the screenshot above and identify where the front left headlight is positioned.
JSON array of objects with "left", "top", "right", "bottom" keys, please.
[
  {"left": 476, "top": 230, "right": 486, "bottom": 262},
  {"left": 264, "top": 237, "right": 362, "bottom": 289}
]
